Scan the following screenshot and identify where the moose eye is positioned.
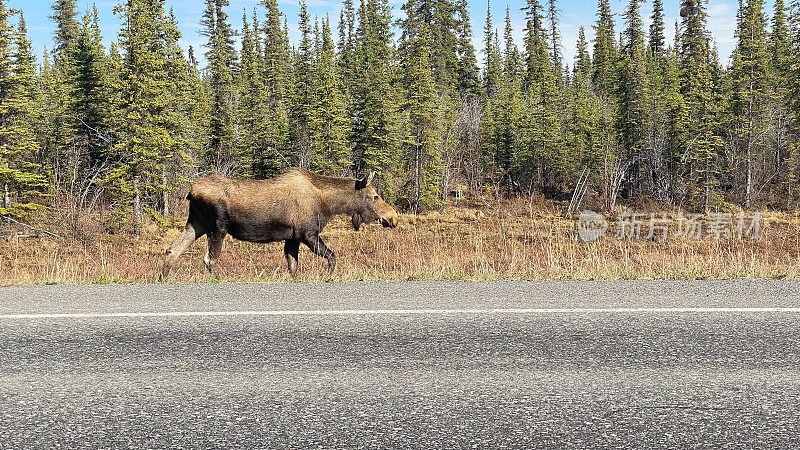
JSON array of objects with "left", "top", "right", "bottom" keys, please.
[{"left": 373, "top": 195, "right": 379, "bottom": 201}]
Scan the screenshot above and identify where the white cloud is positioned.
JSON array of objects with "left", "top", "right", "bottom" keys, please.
[{"left": 707, "top": 0, "right": 737, "bottom": 45}]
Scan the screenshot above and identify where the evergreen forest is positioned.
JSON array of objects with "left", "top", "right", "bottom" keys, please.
[{"left": 2, "top": 0, "right": 800, "bottom": 232}]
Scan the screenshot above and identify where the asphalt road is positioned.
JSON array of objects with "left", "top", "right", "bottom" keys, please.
[{"left": 1, "top": 280, "right": 800, "bottom": 448}]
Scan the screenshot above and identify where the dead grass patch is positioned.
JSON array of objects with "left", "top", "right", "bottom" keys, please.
[{"left": 1, "top": 200, "right": 799, "bottom": 284}]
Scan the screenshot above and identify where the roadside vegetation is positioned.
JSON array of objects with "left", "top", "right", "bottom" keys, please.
[
  {"left": 1, "top": 0, "right": 800, "bottom": 283},
  {"left": 2, "top": 197, "right": 799, "bottom": 285}
]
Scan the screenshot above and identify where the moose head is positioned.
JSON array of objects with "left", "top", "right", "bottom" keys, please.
[{"left": 351, "top": 171, "right": 399, "bottom": 231}]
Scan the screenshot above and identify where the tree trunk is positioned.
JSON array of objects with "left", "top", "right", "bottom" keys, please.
[
  {"left": 414, "top": 144, "right": 421, "bottom": 214},
  {"left": 745, "top": 98, "right": 753, "bottom": 209},
  {"left": 133, "top": 176, "right": 142, "bottom": 234},
  {"left": 162, "top": 167, "right": 169, "bottom": 217},
  {"left": 745, "top": 151, "right": 752, "bottom": 209}
]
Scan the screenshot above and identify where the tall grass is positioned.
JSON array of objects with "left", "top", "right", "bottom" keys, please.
[{"left": 1, "top": 198, "right": 799, "bottom": 284}]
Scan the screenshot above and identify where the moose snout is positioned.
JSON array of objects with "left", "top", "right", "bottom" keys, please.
[{"left": 380, "top": 213, "right": 398, "bottom": 228}]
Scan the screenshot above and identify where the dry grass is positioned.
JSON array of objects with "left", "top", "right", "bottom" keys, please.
[{"left": 2, "top": 198, "right": 800, "bottom": 285}]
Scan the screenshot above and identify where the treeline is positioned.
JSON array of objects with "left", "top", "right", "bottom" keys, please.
[{"left": 0, "top": 0, "right": 799, "bottom": 232}]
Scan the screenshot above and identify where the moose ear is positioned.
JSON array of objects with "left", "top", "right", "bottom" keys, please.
[{"left": 356, "top": 171, "right": 375, "bottom": 190}]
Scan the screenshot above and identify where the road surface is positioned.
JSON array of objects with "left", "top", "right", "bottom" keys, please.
[{"left": 1, "top": 280, "right": 799, "bottom": 448}]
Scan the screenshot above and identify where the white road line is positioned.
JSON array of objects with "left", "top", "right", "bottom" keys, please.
[{"left": 0, "top": 307, "right": 799, "bottom": 320}]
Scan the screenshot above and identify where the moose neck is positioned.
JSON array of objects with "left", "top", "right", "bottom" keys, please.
[{"left": 320, "top": 182, "right": 362, "bottom": 216}]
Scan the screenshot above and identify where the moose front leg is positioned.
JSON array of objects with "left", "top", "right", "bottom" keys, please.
[
  {"left": 162, "top": 222, "right": 204, "bottom": 281},
  {"left": 204, "top": 232, "right": 226, "bottom": 276},
  {"left": 284, "top": 239, "right": 300, "bottom": 277},
  {"left": 303, "top": 234, "right": 336, "bottom": 274}
]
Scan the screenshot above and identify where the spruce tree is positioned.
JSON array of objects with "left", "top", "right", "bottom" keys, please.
[
  {"left": 201, "top": 0, "right": 238, "bottom": 172},
  {"left": 503, "top": 7, "right": 522, "bottom": 85},
  {"left": 644, "top": 2, "right": 685, "bottom": 202},
  {"left": 350, "top": 0, "right": 400, "bottom": 196},
  {"left": 290, "top": 0, "right": 313, "bottom": 168},
  {"left": 310, "top": 17, "right": 350, "bottom": 175},
  {"left": 649, "top": 0, "right": 666, "bottom": 54},
  {"left": 453, "top": 0, "right": 480, "bottom": 96},
  {"left": 236, "top": 9, "right": 263, "bottom": 176},
  {"left": 482, "top": 0, "right": 500, "bottom": 98},
  {"left": 673, "top": 19, "right": 681, "bottom": 52},
  {"left": 484, "top": 30, "right": 522, "bottom": 178},
  {"left": 72, "top": 8, "right": 111, "bottom": 169},
  {"left": 679, "top": 0, "right": 723, "bottom": 210},
  {"left": 400, "top": 0, "right": 459, "bottom": 92},
  {"left": 313, "top": 17, "right": 321, "bottom": 56},
  {"left": 337, "top": 0, "right": 357, "bottom": 90},
  {"left": 771, "top": 0, "right": 791, "bottom": 77},
  {"left": 517, "top": 0, "right": 565, "bottom": 192},
  {"left": 770, "top": 0, "right": 798, "bottom": 203},
  {"left": 565, "top": 62, "right": 603, "bottom": 180},
  {"left": 546, "top": 0, "right": 562, "bottom": 80},
  {"left": 618, "top": 0, "right": 650, "bottom": 196},
  {"left": 592, "top": 0, "right": 616, "bottom": 97},
  {"left": 50, "top": 0, "right": 79, "bottom": 62},
  {"left": 786, "top": 0, "right": 800, "bottom": 202},
  {"left": 730, "top": 0, "right": 771, "bottom": 207},
  {"left": 789, "top": 0, "right": 800, "bottom": 115},
  {"left": 159, "top": 7, "right": 198, "bottom": 216},
  {"left": 34, "top": 48, "right": 59, "bottom": 174},
  {"left": 110, "top": 0, "right": 191, "bottom": 231},
  {"left": 430, "top": 0, "right": 459, "bottom": 91},
  {"left": 257, "top": 0, "right": 291, "bottom": 178},
  {"left": 0, "top": 6, "right": 47, "bottom": 218},
  {"left": 574, "top": 26, "right": 591, "bottom": 83},
  {"left": 522, "top": 0, "right": 548, "bottom": 95},
  {"left": 49, "top": 0, "right": 79, "bottom": 189},
  {"left": 399, "top": 0, "right": 442, "bottom": 212}
]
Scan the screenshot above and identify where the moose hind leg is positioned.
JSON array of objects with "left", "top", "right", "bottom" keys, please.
[
  {"left": 204, "top": 232, "right": 226, "bottom": 276},
  {"left": 162, "top": 223, "right": 204, "bottom": 280},
  {"left": 304, "top": 234, "right": 336, "bottom": 274},
  {"left": 284, "top": 239, "right": 300, "bottom": 278}
]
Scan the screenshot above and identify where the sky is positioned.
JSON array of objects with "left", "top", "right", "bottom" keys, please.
[{"left": 9, "top": 0, "right": 742, "bottom": 69}]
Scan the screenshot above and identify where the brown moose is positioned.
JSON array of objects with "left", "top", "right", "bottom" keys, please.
[{"left": 162, "top": 168, "right": 399, "bottom": 279}]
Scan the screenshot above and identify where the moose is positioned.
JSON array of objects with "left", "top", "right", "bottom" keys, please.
[{"left": 161, "top": 168, "right": 399, "bottom": 279}]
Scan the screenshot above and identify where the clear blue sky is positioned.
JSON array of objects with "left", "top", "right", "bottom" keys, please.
[{"left": 9, "top": 0, "right": 741, "bottom": 69}]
